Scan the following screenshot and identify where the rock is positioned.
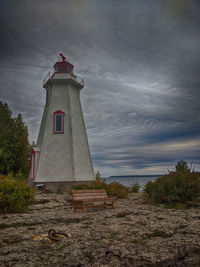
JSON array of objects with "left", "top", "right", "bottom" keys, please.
[{"left": 0, "top": 192, "right": 200, "bottom": 266}]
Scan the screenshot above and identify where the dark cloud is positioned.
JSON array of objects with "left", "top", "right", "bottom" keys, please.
[{"left": 0, "top": 0, "right": 200, "bottom": 176}]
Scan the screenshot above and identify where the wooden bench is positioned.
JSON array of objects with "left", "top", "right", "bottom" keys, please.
[{"left": 72, "top": 189, "right": 115, "bottom": 212}]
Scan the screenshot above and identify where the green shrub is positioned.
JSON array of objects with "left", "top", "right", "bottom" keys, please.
[
  {"left": 14, "top": 172, "right": 25, "bottom": 181},
  {"left": 144, "top": 169, "right": 200, "bottom": 206},
  {"left": 72, "top": 181, "right": 129, "bottom": 199},
  {"left": 131, "top": 183, "right": 140, "bottom": 193},
  {"left": 72, "top": 182, "right": 97, "bottom": 191},
  {"left": 0, "top": 174, "right": 35, "bottom": 213}
]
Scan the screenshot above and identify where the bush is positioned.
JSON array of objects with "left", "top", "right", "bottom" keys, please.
[
  {"left": 15, "top": 172, "right": 25, "bottom": 181},
  {"left": 144, "top": 169, "right": 200, "bottom": 206},
  {"left": 0, "top": 174, "right": 35, "bottom": 213},
  {"left": 107, "top": 182, "right": 129, "bottom": 198},
  {"left": 131, "top": 183, "right": 140, "bottom": 193},
  {"left": 72, "top": 181, "right": 129, "bottom": 199}
]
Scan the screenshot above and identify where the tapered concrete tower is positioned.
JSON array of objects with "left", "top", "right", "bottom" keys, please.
[{"left": 29, "top": 54, "right": 95, "bottom": 191}]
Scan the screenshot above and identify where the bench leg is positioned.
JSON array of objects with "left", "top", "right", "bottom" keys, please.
[
  {"left": 82, "top": 202, "right": 85, "bottom": 211},
  {"left": 104, "top": 202, "right": 106, "bottom": 209},
  {"left": 73, "top": 202, "right": 77, "bottom": 212}
]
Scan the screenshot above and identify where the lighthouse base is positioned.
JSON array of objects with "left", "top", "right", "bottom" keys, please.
[{"left": 32, "top": 181, "right": 94, "bottom": 193}]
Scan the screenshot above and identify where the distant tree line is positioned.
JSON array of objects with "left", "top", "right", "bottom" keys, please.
[{"left": 0, "top": 101, "right": 30, "bottom": 177}]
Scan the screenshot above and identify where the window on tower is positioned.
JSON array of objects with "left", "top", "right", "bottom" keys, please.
[
  {"left": 53, "top": 110, "right": 65, "bottom": 134},
  {"left": 56, "top": 114, "right": 62, "bottom": 131}
]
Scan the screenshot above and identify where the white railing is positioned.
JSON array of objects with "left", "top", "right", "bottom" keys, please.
[
  {"left": 43, "top": 71, "right": 84, "bottom": 87},
  {"left": 76, "top": 76, "right": 84, "bottom": 87}
]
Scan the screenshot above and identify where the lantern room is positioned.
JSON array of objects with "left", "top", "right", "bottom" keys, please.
[{"left": 53, "top": 53, "right": 74, "bottom": 73}]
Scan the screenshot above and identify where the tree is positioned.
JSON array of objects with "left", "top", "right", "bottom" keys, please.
[
  {"left": 175, "top": 160, "right": 190, "bottom": 172},
  {"left": 0, "top": 102, "right": 14, "bottom": 174},
  {"left": 96, "top": 171, "right": 101, "bottom": 182},
  {"left": 0, "top": 101, "right": 30, "bottom": 177},
  {"left": 12, "top": 114, "right": 30, "bottom": 175}
]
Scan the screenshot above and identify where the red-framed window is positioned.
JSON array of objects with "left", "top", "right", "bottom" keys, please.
[{"left": 53, "top": 110, "right": 65, "bottom": 134}]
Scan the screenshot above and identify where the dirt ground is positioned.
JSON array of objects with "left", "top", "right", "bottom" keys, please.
[{"left": 0, "top": 191, "right": 200, "bottom": 266}]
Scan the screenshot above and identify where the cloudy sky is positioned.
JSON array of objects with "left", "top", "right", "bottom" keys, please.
[{"left": 0, "top": 0, "right": 200, "bottom": 176}]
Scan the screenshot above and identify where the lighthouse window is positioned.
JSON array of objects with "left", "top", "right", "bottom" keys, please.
[
  {"left": 54, "top": 110, "right": 65, "bottom": 134},
  {"left": 56, "top": 115, "right": 62, "bottom": 131}
]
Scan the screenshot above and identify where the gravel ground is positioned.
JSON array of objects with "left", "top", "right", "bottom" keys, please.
[{"left": 0, "top": 191, "right": 200, "bottom": 266}]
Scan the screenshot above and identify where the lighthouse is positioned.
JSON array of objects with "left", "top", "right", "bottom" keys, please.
[{"left": 29, "top": 54, "right": 95, "bottom": 192}]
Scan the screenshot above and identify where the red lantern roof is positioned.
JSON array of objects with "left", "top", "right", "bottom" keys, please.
[{"left": 53, "top": 53, "right": 74, "bottom": 73}]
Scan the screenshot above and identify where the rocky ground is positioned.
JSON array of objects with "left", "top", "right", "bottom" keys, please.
[{"left": 0, "top": 191, "right": 200, "bottom": 267}]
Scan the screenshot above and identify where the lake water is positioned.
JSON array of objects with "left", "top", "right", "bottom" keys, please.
[{"left": 103, "top": 175, "right": 161, "bottom": 191}]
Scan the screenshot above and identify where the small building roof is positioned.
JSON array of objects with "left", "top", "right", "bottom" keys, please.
[{"left": 32, "top": 147, "right": 40, "bottom": 152}]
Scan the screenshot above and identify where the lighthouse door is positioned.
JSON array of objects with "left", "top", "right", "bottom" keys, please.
[{"left": 30, "top": 150, "right": 35, "bottom": 179}]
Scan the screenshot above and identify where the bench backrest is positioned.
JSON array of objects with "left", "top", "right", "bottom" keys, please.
[{"left": 72, "top": 189, "right": 108, "bottom": 201}]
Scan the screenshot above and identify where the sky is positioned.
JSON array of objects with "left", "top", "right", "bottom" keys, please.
[{"left": 0, "top": 0, "right": 200, "bottom": 176}]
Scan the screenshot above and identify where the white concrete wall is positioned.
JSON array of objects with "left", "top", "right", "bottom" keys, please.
[
  {"left": 69, "top": 86, "right": 94, "bottom": 181},
  {"left": 34, "top": 73, "right": 94, "bottom": 183}
]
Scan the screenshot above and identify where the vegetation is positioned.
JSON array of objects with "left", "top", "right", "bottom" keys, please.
[
  {"left": 107, "top": 182, "right": 130, "bottom": 198},
  {"left": 0, "top": 174, "right": 35, "bottom": 213},
  {"left": 144, "top": 161, "right": 200, "bottom": 208},
  {"left": 131, "top": 183, "right": 140, "bottom": 193},
  {"left": 175, "top": 159, "right": 190, "bottom": 172},
  {"left": 0, "top": 101, "right": 30, "bottom": 177},
  {"left": 72, "top": 171, "right": 130, "bottom": 198},
  {"left": 95, "top": 171, "right": 101, "bottom": 183}
]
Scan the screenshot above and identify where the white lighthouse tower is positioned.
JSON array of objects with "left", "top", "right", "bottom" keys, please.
[{"left": 29, "top": 54, "right": 95, "bottom": 192}]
